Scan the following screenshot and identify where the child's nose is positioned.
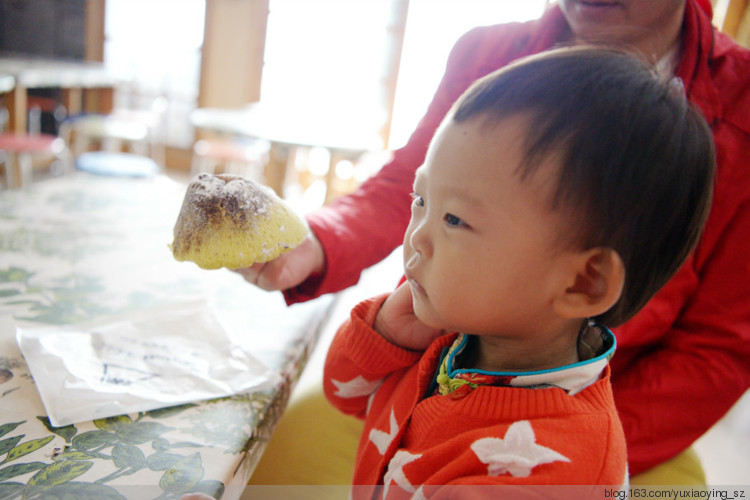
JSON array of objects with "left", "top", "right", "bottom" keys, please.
[{"left": 408, "top": 217, "right": 432, "bottom": 257}]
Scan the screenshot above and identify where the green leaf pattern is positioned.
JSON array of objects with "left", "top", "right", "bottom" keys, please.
[
  {"left": 0, "top": 436, "right": 23, "bottom": 457},
  {"left": 36, "top": 418, "right": 76, "bottom": 444},
  {"left": 111, "top": 444, "right": 146, "bottom": 470},
  {"left": 0, "top": 404, "right": 238, "bottom": 499},
  {"left": 27, "top": 459, "right": 94, "bottom": 486},
  {"left": 5, "top": 437, "right": 54, "bottom": 463},
  {"left": 0, "top": 424, "right": 23, "bottom": 440},
  {"left": 159, "top": 453, "right": 203, "bottom": 494},
  {"left": 0, "top": 462, "right": 46, "bottom": 482}
]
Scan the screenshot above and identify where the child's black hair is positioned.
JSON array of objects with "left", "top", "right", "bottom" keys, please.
[{"left": 452, "top": 47, "right": 715, "bottom": 326}]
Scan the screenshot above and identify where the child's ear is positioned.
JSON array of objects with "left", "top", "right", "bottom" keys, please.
[{"left": 553, "top": 247, "right": 625, "bottom": 320}]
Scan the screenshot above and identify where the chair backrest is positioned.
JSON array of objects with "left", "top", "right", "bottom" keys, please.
[{"left": 60, "top": 95, "right": 168, "bottom": 165}]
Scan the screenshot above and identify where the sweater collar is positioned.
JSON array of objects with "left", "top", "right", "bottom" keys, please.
[{"left": 435, "top": 323, "right": 615, "bottom": 397}]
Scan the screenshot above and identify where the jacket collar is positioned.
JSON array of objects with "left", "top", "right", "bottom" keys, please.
[
  {"left": 677, "top": 0, "right": 721, "bottom": 124},
  {"left": 532, "top": 1, "right": 721, "bottom": 124}
]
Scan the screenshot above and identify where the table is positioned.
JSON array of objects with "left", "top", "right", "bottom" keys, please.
[
  {"left": 0, "top": 173, "right": 335, "bottom": 499},
  {"left": 191, "top": 102, "right": 384, "bottom": 201},
  {"left": 0, "top": 56, "right": 118, "bottom": 133}
]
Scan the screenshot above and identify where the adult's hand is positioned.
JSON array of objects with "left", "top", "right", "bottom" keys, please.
[{"left": 233, "top": 232, "right": 325, "bottom": 291}]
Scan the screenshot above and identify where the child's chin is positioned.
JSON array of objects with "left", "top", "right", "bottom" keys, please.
[{"left": 413, "top": 304, "right": 448, "bottom": 331}]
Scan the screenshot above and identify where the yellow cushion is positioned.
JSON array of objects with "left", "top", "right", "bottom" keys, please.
[
  {"left": 249, "top": 383, "right": 362, "bottom": 487},
  {"left": 630, "top": 447, "right": 706, "bottom": 485}
]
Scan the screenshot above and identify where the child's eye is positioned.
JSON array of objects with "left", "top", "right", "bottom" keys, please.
[
  {"left": 444, "top": 213, "right": 467, "bottom": 227},
  {"left": 410, "top": 192, "right": 425, "bottom": 207}
]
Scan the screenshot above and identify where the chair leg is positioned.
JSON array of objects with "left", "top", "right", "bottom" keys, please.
[
  {"left": 18, "top": 153, "right": 33, "bottom": 188},
  {"left": 0, "top": 152, "right": 9, "bottom": 189},
  {"left": 102, "top": 136, "right": 121, "bottom": 153},
  {"left": 59, "top": 147, "right": 75, "bottom": 175},
  {"left": 73, "top": 129, "right": 88, "bottom": 156},
  {"left": 3, "top": 153, "right": 18, "bottom": 189},
  {"left": 28, "top": 107, "right": 43, "bottom": 136}
]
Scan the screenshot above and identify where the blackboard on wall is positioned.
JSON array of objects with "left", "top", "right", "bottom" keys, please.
[{"left": 0, "top": 0, "right": 85, "bottom": 60}]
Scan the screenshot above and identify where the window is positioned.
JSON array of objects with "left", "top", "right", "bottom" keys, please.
[
  {"left": 104, "top": 0, "right": 205, "bottom": 148},
  {"left": 102, "top": 1, "right": 550, "bottom": 152},
  {"left": 261, "top": 0, "right": 394, "bottom": 145},
  {"left": 390, "top": 0, "right": 549, "bottom": 148},
  {"left": 261, "top": 1, "right": 549, "bottom": 151}
]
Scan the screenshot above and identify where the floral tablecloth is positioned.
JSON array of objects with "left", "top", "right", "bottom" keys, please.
[{"left": 0, "top": 173, "right": 334, "bottom": 499}]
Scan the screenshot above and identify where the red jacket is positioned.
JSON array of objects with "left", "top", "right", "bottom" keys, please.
[
  {"left": 294, "top": 0, "right": 750, "bottom": 475},
  {"left": 324, "top": 296, "right": 628, "bottom": 498}
]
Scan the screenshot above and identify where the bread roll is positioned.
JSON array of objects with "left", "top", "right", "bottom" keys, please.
[{"left": 170, "top": 173, "right": 307, "bottom": 269}]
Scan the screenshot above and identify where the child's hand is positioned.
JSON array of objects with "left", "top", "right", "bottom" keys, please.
[{"left": 374, "top": 282, "right": 444, "bottom": 351}]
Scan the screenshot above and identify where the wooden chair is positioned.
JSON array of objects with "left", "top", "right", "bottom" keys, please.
[
  {"left": 0, "top": 131, "right": 71, "bottom": 189},
  {"left": 60, "top": 97, "right": 167, "bottom": 167}
]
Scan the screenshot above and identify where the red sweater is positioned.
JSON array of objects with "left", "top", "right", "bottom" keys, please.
[
  {"left": 324, "top": 296, "right": 628, "bottom": 498},
  {"left": 292, "top": 0, "right": 750, "bottom": 474}
]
